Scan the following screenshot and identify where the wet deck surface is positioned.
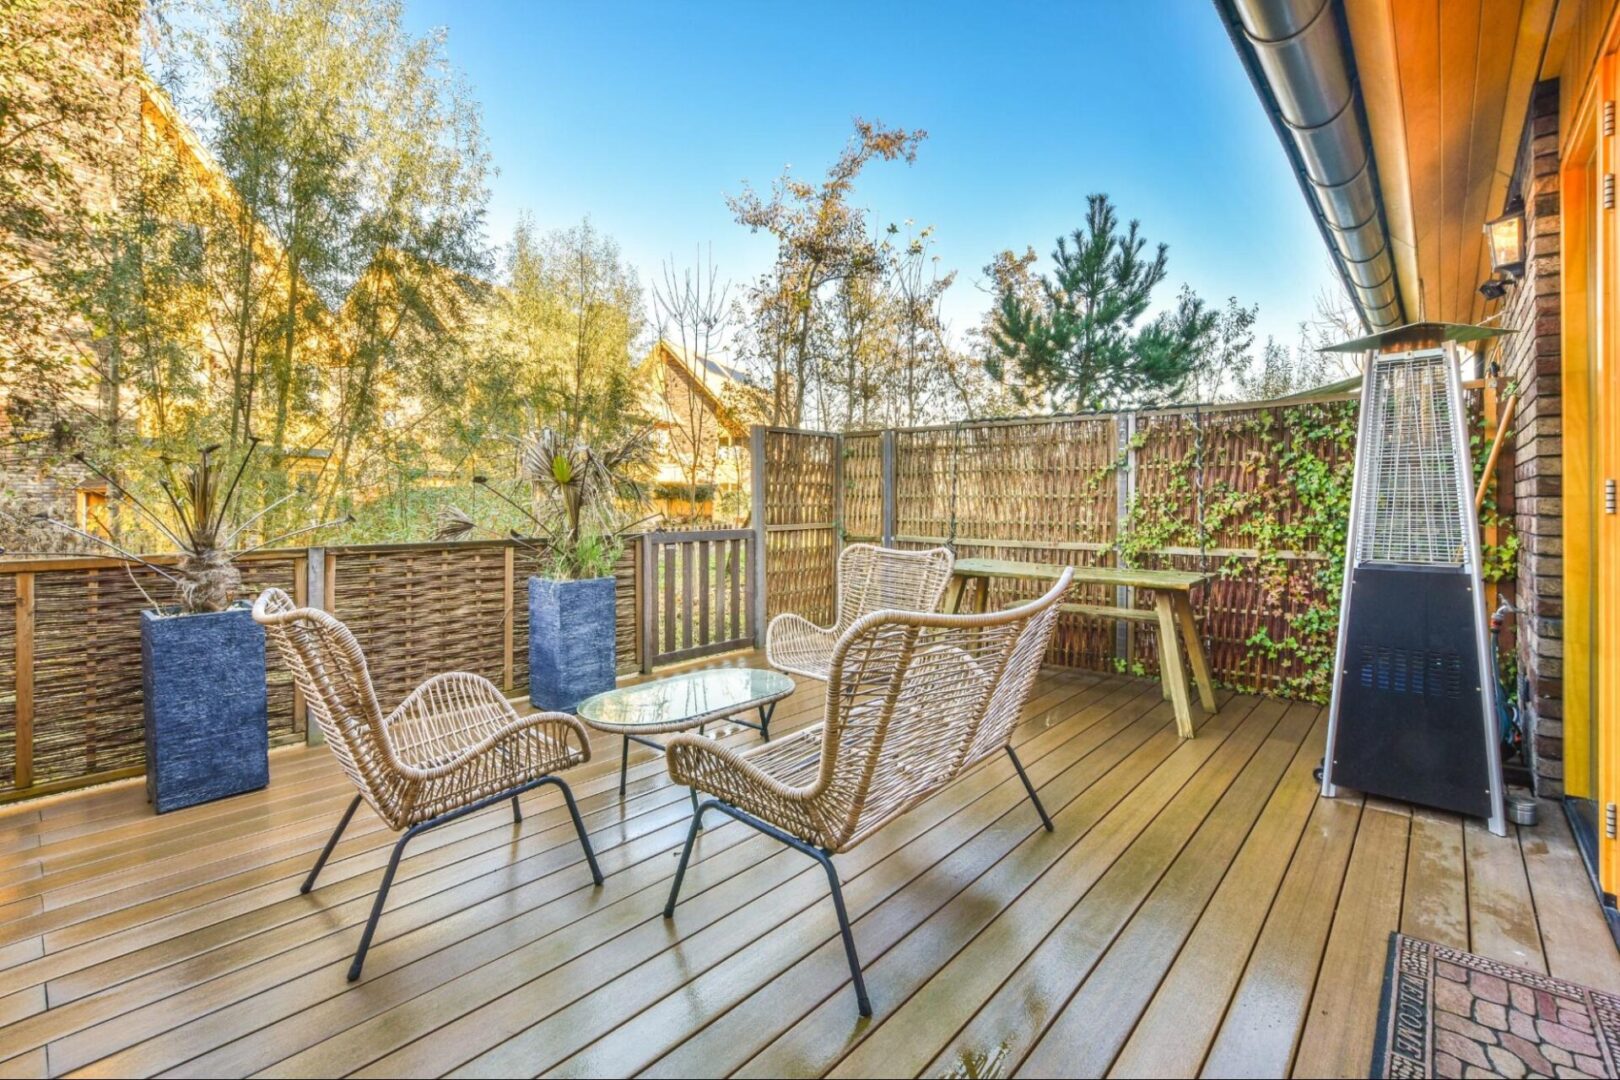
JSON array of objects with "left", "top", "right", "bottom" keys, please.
[{"left": 0, "top": 655, "right": 1614, "bottom": 1078}]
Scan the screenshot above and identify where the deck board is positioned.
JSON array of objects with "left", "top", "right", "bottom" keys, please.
[
  {"left": 879, "top": 696, "right": 1292, "bottom": 1080},
  {"left": 1466, "top": 816, "right": 1548, "bottom": 973},
  {"left": 1400, "top": 809, "right": 1470, "bottom": 950},
  {"left": 1291, "top": 801, "right": 1412, "bottom": 1079},
  {"left": 1199, "top": 791, "right": 1364, "bottom": 1077},
  {"left": 1015, "top": 703, "right": 1321, "bottom": 1078},
  {"left": 0, "top": 657, "right": 1611, "bottom": 1079}
]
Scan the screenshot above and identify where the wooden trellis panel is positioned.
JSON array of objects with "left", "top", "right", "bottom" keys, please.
[
  {"left": 758, "top": 397, "right": 1397, "bottom": 700},
  {"left": 1122, "top": 402, "right": 1357, "bottom": 697},
  {"left": 885, "top": 417, "right": 1121, "bottom": 669},
  {"left": 891, "top": 417, "right": 1118, "bottom": 545}
]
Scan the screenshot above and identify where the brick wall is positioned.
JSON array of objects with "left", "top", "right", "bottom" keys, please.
[{"left": 1496, "top": 79, "right": 1565, "bottom": 796}]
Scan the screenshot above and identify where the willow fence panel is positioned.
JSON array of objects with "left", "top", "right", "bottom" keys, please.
[
  {"left": 0, "top": 551, "right": 302, "bottom": 802},
  {"left": 754, "top": 428, "right": 840, "bottom": 626},
  {"left": 330, "top": 542, "right": 514, "bottom": 707},
  {"left": 842, "top": 433, "right": 883, "bottom": 542},
  {"left": 0, "top": 574, "right": 15, "bottom": 790},
  {"left": 0, "top": 537, "right": 651, "bottom": 804},
  {"left": 748, "top": 392, "right": 1448, "bottom": 702}
]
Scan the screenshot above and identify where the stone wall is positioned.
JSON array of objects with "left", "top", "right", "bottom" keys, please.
[{"left": 1496, "top": 79, "right": 1565, "bottom": 796}]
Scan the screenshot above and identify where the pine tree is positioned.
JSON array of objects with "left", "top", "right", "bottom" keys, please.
[{"left": 986, "top": 194, "right": 1217, "bottom": 411}]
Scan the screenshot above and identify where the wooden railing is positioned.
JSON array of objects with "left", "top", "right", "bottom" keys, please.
[{"left": 638, "top": 528, "right": 756, "bottom": 671}]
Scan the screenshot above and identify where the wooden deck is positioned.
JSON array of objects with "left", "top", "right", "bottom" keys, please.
[{"left": 0, "top": 656, "right": 1615, "bottom": 1078}]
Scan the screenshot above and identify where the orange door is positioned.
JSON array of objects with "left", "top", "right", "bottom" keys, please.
[{"left": 1565, "top": 50, "right": 1620, "bottom": 894}]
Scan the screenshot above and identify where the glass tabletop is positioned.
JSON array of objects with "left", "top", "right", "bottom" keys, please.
[{"left": 576, "top": 667, "right": 796, "bottom": 732}]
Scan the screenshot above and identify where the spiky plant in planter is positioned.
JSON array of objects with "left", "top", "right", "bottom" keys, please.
[
  {"left": 439, "top": 426, "right": 651, "bottom": 710},
  {"left": 27, "top": 440, "right": 349, "bottom": 813},
  {"left": 28, "top": 440, "right": 349, "bottom": 613}
]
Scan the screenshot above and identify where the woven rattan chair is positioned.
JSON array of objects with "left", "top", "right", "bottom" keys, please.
[
  {"left": 251, "top": 587, "right": 602, "bottom": 981},
  {"left": 765, "top": 542, "right": 955, "bottom": 680},
  {"left": 665, "top": 567, "right": 1073, "bottom": 1016}
]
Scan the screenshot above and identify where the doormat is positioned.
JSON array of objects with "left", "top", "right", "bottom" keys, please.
[{"left": 1374, "top": 932, "right": 1620, "bottom": 1078}]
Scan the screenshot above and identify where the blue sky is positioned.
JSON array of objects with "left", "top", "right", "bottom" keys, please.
[{"left": 401, "top": 0, "right": 1340, "bottom": 351}]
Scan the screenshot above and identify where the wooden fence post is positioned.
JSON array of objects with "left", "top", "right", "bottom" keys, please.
[
  {"left": 833, "top": 433, "right": 845, "bottom": 556},
  {"left": 750, "top": 426, "right": 768, "bottom": 646},
  {"left": 639, "top": 534, "right": 656, "bottom": 673},
  {"left": 880, "top": 429, "right": 896, "bottom": 546},
  {"left": 304, "top": 549, "right": 327, "bottom": 746},
  {"left": 1117, "top": 413, "right": 1136, "bottom": 667},
  {"left": 14, "top": 573, "right": 34, "bottom": 792},
  {"left": 502, "top": 544, "right": 515, "bottom": 691},
  {"left": 291, "top": 555, "right": 308, "bottom": 735}
]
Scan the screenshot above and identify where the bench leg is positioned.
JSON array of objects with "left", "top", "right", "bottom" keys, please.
[
  {"left": 1154, "top": 593, "right": 1195, "bottom": 738},
  {"left": 1172, "top": 594, "right": 1218, "bottom": 712}
]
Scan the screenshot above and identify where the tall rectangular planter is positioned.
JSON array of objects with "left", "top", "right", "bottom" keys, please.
[
  {"left": 141, "top": 606, "right": 270, "bottom": 814},
  {"left": 529, "top": 575, "right": 617, "bottom": 711}
]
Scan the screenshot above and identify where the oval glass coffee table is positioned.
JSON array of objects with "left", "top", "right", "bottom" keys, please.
[{"left": 576, "top": 667, "right": 795, "bottom": 815}]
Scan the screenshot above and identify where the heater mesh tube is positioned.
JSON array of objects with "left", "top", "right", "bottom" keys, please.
[{"left": 1353, "top": 352, "right": 1466, "bottom": 566}]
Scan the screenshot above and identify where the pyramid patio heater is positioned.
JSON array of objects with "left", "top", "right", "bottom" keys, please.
[{"left": 1320, "top": 322, "right": 1507, "bottom": 837}]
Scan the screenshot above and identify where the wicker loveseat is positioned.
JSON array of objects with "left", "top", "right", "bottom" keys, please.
[
  {"left": 765, "top": 542, "right": 956, "bottom": 680},
  {"left": 252, "top": 587, "right": 602, "bottom": 981},
  {"left": 664, "top": 568, "right": 1073, "bottom": 1016}
]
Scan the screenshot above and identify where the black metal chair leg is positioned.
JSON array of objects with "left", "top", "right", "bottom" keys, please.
[
  {"left": 1006, "top": 745, "right": 1053, "bottom": 832},
  {"left": 511, "top": 793, "right": 523, "bottom": 823},
  {"left": 663, "top": 800, "right": 710, "bottom": 916},
  {"left": 348, "top": 824, "right": 417, "bottom": 981},
  {"left": 540, "top": 775, "right": 604, "bottom": 886},
  {"left": 674, "top": 800, "right": 871, "bottom": 1016},
  {"left": 302, "top": 793, "right": 362, "bottom": 894},
  {"left": 814, "top": 850, "right": 872, "bottom": 1017}
]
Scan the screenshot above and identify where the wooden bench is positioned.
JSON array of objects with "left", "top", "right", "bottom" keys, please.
[{"left": 948, "top": 558, "right": 1217, "bottom": 738}]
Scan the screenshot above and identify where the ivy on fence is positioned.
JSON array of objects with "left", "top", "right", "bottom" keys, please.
[{"left": 833, "top": 393, "right": 1517, "bottom": 706}]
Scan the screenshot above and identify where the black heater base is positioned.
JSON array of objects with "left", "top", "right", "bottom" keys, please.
[{"left": 1329, "top": 564, "right": 1494, "bottom": 821}]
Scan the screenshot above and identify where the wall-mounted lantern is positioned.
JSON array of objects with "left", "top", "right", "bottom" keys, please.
[{"left": 1483, "top": 208, "right": 1526, "bottom": 279}]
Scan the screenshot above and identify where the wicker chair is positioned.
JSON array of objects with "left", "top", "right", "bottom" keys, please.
[
  {"left": 765, "top": 542, "right": 956, "bottom": 680},
  {"left": 664, "top": 568, "right": 1073, "bottom": 1016},
  {"left": 251, "top": 587, "right": 602, "bottom": 981}
]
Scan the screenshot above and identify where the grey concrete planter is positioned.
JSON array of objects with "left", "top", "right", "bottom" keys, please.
[
  {"left": 529, "top": 575, "right": 617, "bottom": 711},
  {"left": 140, "top": 604, "right": 270, "bottom": 814}
]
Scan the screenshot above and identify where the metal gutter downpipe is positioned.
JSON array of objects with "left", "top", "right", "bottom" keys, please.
[{"left": 1216, "top": 0, "right": 1404, "bottom": 330}]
